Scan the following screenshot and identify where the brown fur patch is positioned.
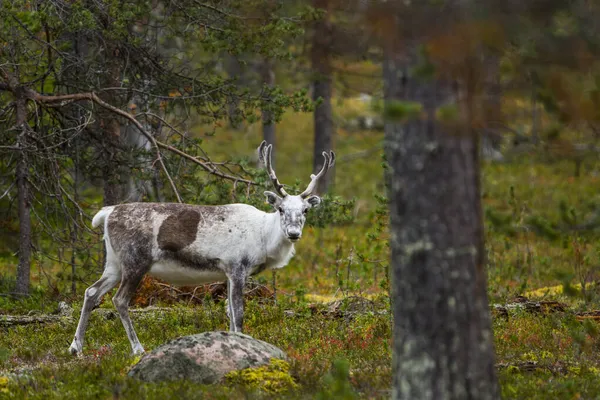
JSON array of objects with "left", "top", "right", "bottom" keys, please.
[{"left": 157, "top": 209, "right": 201, "bottom": 252}]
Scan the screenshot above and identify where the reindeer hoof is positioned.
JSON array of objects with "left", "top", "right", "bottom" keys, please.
[{"left": 68, "top": 341, "right": 82, "bottom": 357}]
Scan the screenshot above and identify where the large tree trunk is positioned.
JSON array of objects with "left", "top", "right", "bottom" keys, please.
[
  {"left": 384, "top": 49, "right": 499, "bottom": 400},
  {"left": 261, "top": 58, "right": 276, "bottom": 165},
  {"left": 311, "top": 0, "right": 334, "bottom": 194},
  {"left": 15, "top": 93, "right": 31, "bottom": 295}
]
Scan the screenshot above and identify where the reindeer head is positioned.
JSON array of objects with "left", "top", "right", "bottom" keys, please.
[{"left": 258, "top": 141, "right": 335, "bottom": 242}]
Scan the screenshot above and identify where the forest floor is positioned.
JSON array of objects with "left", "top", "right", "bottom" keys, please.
[{"left": 1, "top": 102, "right": 600, "bottom": 398}]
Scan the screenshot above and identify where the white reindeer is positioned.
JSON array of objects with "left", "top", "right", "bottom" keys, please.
[{"left": 69, "top": 141, "right": 335, "bottom": 355}]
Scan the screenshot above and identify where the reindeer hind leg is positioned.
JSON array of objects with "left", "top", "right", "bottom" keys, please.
[
  {"left": 112, "top": 264, "right": 148, "bottom": 355},
  {"left": 69, "top": 262, "right": 121, "bottom": 356}
]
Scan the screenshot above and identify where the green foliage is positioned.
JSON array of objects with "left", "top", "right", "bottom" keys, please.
[
  {"left": 307, "top": 195, "right": 355, "bottom": 228},
  {"left": 410, "top": 45, "right": 436, "bottom": 80},
  {"left": 0, "top": 275, "right": 60, "bottom": 314},
  {"left": 435, "top": 103, "right": 460, "bottom": 124},
  {"left": 485, "top": 207, "right": 518, "bottom": 237},
  {"left": 524, "top": 215, "right": 559, "bottom": 241},
  {"left": 382, "top": 101, "right": 423, "bottom": 122},
  {"left": 316, "top": 359, "right": 358, "bottom": 400}
]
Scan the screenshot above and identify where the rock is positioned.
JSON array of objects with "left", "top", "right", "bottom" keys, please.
[
  {"left": 57, "top": 301, "right": 73, "bottom": 317},
  {"left": 128, "top": 331, "right": 287, "bottom": 384},
  {"left": 481, "top": 136, "right": 504, "bottom": 162}
]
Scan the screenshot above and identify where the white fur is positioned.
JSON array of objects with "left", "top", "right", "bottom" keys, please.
[
  {"left": 146, "top": 204, "right": 295, "bottom": 275},
  {"left": 91, "top": 206, "right": 115, "bottom": 228},
  {"left": 149, "top": 260, "right": 227, "bottom": 286}
]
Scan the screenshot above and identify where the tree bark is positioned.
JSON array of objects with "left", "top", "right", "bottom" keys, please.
[
  {"left": 261, "top": 58, "right": 276, "bottom": 166},
  {"left": 101, "top": 44, "right": 125, "bottom": 206},
  {"left": 384, "top": 49, "right": 499, "bottom": 400},
  {"left": 311, "top": 0, "right": 334, "bottom": 194},
  {"left": 531, "top": 80, "right": 539, "bottom": 145},
  {"left": 14, "top": 91, "right": 31, "bottom": 296},
  {"left": 482, "top": 53, "right": 504, "bottom": 152},
  {"left": 224, "top": 53, "right": 243, "bottom": 130}
]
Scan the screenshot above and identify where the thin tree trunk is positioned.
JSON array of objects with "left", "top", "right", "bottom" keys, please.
[
  {"left": 531, "top": 81, "right": 539, "bottom": 145},
  {"left": 71, "top": 148, "right": 80, "bottom": 296},
  {"left": 483, "top": 53, "right": 503, "bottom": 150},
  {"left": 224, "top": 53, "right": 243, "bottom": 130},
  {"left": 15, "top": 93, "right": 31, "bottom": 295},
  {"left": 311, "top": 0, "right": 334, "bottom": 194},
  {"left": 102, "top": 163, "right": 120, "bottom": 206},
  {"left": 261, "top": 58, "right": 276, "bottom": 165},
  {"left": 102, "top": 45, "right": 125, "bottom": 207},
  {"left": 384, "top": 49, "right": 499, "bottom": 400}
]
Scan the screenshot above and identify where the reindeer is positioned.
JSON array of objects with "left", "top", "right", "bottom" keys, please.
[{"left": 68, "top": 141, "right": 335, "bottom": 355}]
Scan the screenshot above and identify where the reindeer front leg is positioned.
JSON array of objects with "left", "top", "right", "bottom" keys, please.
[{"left": 226, "top": 268, "right": 246, "bottom": 333}]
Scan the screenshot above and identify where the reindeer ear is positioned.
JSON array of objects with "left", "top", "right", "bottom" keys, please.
[
  {"left": 264, "top": 191, "right": 282, "bottom": 208},
  {"left": 305, "top": 195, "right": 321, "bottom": 208}
]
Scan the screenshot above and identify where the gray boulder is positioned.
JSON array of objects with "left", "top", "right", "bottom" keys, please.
[{"left": 128, "top": 331, "right": 287, "bottom": 384}]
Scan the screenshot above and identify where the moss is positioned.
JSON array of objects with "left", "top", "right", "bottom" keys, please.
[
  {"left": 224, "top": 359, "right": 298, "bottom": 394},
  {"left": 0, "top": 376, "right": 9, "bottom": 395},
  {"left": 525, "top": 283, "right": 583, "bottom": 298}
]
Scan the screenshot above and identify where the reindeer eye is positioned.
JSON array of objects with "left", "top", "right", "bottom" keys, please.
[
  {"left": 303, "top": 209, "right": 308, "bottom": 214},
  {"left": 278, "top": 207, "right": 283, "bottom": 213}
]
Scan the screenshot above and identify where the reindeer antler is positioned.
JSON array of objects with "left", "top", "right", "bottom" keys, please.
[
  {"left": 300, "top": 150, "right": 336, "bottom": 198},
  {"left": 257, "top": 140, "right": 288, "bottom": 197}
]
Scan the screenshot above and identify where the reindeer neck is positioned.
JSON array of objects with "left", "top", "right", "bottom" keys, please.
[{"left": 263, "top": 211, "right": 294, "bottom": 257}]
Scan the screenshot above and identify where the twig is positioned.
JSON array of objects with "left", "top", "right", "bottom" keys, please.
[
  {"left": 0, "top": 182, "right": 14, "bottom": 200},
  {"left": 337, "top": 144, "right": 383, "bottom": 162}
]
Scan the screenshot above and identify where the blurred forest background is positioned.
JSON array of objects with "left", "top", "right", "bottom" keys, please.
[{"left": 1, "top": 0, "right": 600, "bottom": 399}]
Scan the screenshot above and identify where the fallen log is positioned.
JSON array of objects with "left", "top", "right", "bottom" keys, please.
[
  {"left": 0, "top": 301, "right": 73, "bottom": 327},
  {"left": 496, "top": 361, "right": 570, "bottom": 375},
  {"left": 0, "top": 314, "right": 66, "bottom": 328},
  {"left": 492, "top": 299, "right": 567, "bottom": 319},
  {"left": 0, "top": 304, "right": 180, "bottom": 327}
]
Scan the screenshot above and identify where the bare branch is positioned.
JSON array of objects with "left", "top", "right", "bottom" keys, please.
[
  {"left": 0, "top": 182, "right": 15, "bottom": 200},
  {"left": 99, "top": 85, "right": 227, "bottom": 100},
  {"left": 24, "top": 90, "right": 256, "bottom": 191},
  {"left": 192, "top": 1, "right": 242, "bottom": 19}
]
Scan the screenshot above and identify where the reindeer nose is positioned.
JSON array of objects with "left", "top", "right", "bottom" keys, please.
[{"left": 288, "top": 232, "right": 300, "bottom": 241}]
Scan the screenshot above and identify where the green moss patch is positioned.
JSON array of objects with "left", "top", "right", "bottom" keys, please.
[{"left": 225, "top": 358, "right": 298, "bottom": 394}]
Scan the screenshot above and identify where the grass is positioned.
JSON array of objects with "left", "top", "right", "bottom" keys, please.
[
  {"left": 0, "top": 298, "right": 391, "bottom": 399},
  {"left": 1, "top": 97, "right": 600, "bottom": 398}
]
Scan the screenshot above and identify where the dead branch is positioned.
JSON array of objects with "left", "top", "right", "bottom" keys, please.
[
  {"left": 21, "top": 90, "right": 256, "bottom": 194},
  {"left": 0, "top": 314, "right": 67, "bottom": 327},
  {"left": 0, "top": 305, "right": 193, "bottom": 327},
  {"left": 496, "top": 361, "right": 569, "bottom": 375}
]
